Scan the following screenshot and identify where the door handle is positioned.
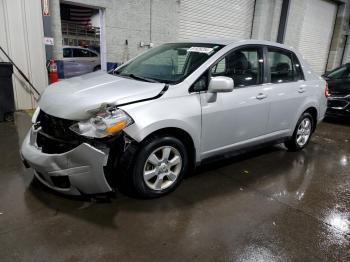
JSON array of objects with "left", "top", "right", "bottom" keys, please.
[
  {"left": 256, "top": 93, "right": 267, "bottom": 100},
  {"left": 68, "top": 60, "right": 76, "bottom": 63},
  {"left": 298, "top": 88, "right": 306, "bottom": 93}
]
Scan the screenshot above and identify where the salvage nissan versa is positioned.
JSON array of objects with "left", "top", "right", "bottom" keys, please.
[{"left": 21, "top": 39, "right": 328, "bottom": 198}]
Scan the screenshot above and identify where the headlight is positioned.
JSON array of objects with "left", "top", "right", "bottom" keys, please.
[{"left": 69, "top": 107, "right": 133, "bottom": 138}]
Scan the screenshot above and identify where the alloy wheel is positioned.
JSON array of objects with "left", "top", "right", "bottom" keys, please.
[
  {"left": 143, "top": 146, "right": 182, "bottom": 190},
  {"left": 296, "top": 118, "right": 312, "bottom": 147}
]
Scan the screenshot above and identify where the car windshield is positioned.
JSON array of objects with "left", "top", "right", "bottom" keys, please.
[{"left": 114, "top": 43, "right": 223, "bottom": 84}]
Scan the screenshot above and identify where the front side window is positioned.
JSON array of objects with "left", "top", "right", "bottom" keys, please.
[
  {"left": 211, "top": 47, "right": 262, "bottom": 87},
  {"left": 115, "top": 43, "right": 223, "bottom": 84}
]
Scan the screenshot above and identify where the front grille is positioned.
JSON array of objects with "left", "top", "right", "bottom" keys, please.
[
  {"left": 327, "top": 99, "right": 349, "bottom": 109},
  {"left": 37, "top": 131, "right": 80, "bottom": 154},
  {"left": 36, "top": 110, "right": 81, "bottom": 154},
  {"left": 37, "top": 110, "right": 77, "bottom": 140}
]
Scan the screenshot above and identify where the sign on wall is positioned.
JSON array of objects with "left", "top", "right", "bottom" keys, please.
[{"left": 44, "top": 37, "right": 54, "bottom": 46}]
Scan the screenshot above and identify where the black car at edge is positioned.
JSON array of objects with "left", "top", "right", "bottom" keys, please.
[{"left": 323, "top": 63, "right": 350, "bottom": 117}]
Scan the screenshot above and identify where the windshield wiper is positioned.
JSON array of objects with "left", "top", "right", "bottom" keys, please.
[{"left": 119, "top": 73, "right": 160, "bottom": 83}]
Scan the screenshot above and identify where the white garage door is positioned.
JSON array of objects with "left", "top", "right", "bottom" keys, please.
[
  {"left": 178, "top": 0, "right": 255, "bottom": 40},
  {"left": 284, "top": 0, "right": 337, "bottom": 74}
]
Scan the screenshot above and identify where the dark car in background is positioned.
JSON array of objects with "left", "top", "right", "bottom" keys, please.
[{"left": 323, "top": 63, "right": 350, "bottom": 117}]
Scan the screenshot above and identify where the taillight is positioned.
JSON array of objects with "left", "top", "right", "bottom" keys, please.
[{"left": 325, "top": 83, "right": 330, "bottom": 97}]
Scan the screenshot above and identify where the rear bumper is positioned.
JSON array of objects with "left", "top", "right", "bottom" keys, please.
[
  {"left": 326, "top": 96, "right": 350, "bottom": 117},
  {"left": 21, "top": 127, "right": 113, "bottom": 195}
]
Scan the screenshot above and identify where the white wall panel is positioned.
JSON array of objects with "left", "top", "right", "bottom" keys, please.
[
  {"left": 0, "top": 0, "right": 47, "bottom": 110},
  {"left": 179, "top": 0, "right": 255, "bottom": 40},
  {"left": 285, "top": 0, "right": 337, "bottom": 74}
]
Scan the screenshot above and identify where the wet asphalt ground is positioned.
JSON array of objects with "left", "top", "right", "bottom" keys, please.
[{"left": 0, "top": 112, "right": 350, "bottom": 261}]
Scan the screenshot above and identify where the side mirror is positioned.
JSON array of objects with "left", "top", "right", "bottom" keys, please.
[{"left": 208, "top": 76, "right": 234, "bottom": 93}]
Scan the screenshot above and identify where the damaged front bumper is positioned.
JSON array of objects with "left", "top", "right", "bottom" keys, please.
[{"left": 21, "top": 126, "right": 113, "bottom": 195}]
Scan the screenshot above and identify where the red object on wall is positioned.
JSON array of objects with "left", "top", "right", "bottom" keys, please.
[{"left": 49, "top": 59, "right": 58, "bottom": 84}]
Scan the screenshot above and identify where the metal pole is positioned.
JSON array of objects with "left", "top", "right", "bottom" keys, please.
[{"left": 277, "top": 0, "right": 290, "bottom": 43}]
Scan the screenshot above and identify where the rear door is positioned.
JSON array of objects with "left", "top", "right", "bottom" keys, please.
[
  {"left": 265, "top": 47, "right": 307, "bottom": 134},
  {"left": 200, "top": 46, "right": 270, "bottom": 158}
]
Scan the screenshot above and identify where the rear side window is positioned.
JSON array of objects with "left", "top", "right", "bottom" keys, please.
[
  {"left": 63, "top": 48, "right": 72, "bottom": 58},
  {"left": 72, "top": 48, "right": 91, "bottom": 57},
  {"left": 211, "top": 47, "right": 263, "bottom": 88},
  {"left": 268, "top": 48, "right": 304, "bottom": 83}
]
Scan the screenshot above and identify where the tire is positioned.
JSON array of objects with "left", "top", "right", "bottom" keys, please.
[
  {"left": 285, "top": 112, "right": 314, "bottom": 151},
  {"left": 117, "top": 135, "right": 189, "bottom": 198},
  {"left": 93, "top": 65, "right": 101, "bottom": 71}
]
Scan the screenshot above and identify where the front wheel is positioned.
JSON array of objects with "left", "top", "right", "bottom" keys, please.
[
  {"left": 118, "top": 135, "right": 189, "bottom": 198},
  {"left": 285, "top": 112, "right": 314, "bottom": 151}
]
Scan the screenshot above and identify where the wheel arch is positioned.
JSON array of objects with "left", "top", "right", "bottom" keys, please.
[
  {"left": 139, "top": 127, "right": 197, "bottom": 169},
  {"left": 303, "top": 106, "right": 318, "bottom": 132}
]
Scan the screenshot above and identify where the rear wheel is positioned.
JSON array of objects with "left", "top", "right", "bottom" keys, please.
[
  {"left": 118, "top": 135, "right": 188, "bottom": 198},
  {"left": 285, "top": 112, "right": 313, "bottom": 151}
]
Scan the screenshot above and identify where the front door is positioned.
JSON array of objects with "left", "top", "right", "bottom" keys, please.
[{"left": 200, "top": 46, "right": 270, "bottom": 159}]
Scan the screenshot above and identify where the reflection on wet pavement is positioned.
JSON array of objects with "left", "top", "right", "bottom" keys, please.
[{"left": 0, "top": 113, "right": 350, "bottom": 261}]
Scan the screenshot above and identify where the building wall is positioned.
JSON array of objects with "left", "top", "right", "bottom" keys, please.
[
  {"left": 327, "top": 0, "right": 350, "bottom": 70},
  {"left": 0, "top": 0, "right": 48, "bottom": 110},
  {"left": 251, "top": 0, "right": 283, "bottom": 41},
  {"left": 52, "top": 0, "right": 180, "bottom": 66},
  {"left": 53, "top": 0, "right": 350, "bottom": 72}
]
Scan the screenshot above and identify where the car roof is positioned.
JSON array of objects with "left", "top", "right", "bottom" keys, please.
[
  {"left": 175, "top": 38, "right": 296, "bottom": 51},
  {"left": 63, "top": 46, "right": 98, "bottom": 52},
  {"left": 177, "top": 37, "right": 242, "bottom": 45}
]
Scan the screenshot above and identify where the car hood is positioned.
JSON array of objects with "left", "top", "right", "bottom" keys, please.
[{"left": 39, "top": 71, "right": 166, "bottom": 120}]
